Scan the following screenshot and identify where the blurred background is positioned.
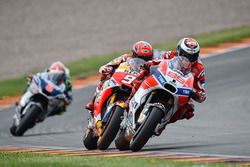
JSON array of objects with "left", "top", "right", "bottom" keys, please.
[{"left": 1, "top": 0, "right": 250, "bottom": 80}]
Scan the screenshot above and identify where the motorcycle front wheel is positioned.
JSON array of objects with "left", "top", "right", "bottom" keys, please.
[
  {"left": 97, "top": 105, "right": 124, "bottom": 150},
  {"left": 14, "top": 104, "right": 41, "bottom": 136},
  {"left": 130, "top": 107, "right": 164, "bottom": 152}
]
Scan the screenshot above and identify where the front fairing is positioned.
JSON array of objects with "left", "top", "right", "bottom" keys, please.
[
  {"left": 40, "top": 79, "right": 63, "bottom": 97},
  {"left": 112, "top": 58, "right": 146, "bottom": 88}
]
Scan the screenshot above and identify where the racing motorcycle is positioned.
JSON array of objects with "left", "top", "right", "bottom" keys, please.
[
  {"left": 10, "top": 73, "right": 66, "bottom": 136},
  {"left": 83, "top": 58, "right": 147, "bottom": 150},
  {"left": 115, "top": 56, "right": 194, "bottom": 151}
]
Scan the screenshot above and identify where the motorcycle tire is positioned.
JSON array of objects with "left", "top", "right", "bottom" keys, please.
[
  {"left": 83, "top": 128, "right": 98, "bottom": 150},
  {"left": 130, "top": 107, "right": 164, "bottom": 152},
  {"left": 9, "top": 125, "right": 17, "bottom": 136},
  {"left": 97, "top": 106, "right": 124, "bottom": 150},
  {"left": 115, "top": 129, "right": 130, "bottom": 151},
  {"left": 14, "top": 104, "right": 41, "bottom": 136}
]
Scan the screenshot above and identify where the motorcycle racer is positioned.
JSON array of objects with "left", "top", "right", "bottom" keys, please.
[
  {"left": 16, "top": 61, "right": 73, "bottom": 118},
  {"left": 86, "top": 38, "right": 206, "bottom": 135},
  {"left": 154, "top": 37, "right": 206, "bottom": 125},
  {"left": 85, "top": 41, "right": 153, "bottom": 112}
]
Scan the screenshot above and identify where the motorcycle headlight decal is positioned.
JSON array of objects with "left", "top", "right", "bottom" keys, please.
[
  {"left": 177, "top": 88, "right": 192, "bottom": 96},
  {"left": 153, "top": 69, "right": 167, "bottom": 86},
  {"left": 45, "top": 83, "right": 54, "bottom": 93}
]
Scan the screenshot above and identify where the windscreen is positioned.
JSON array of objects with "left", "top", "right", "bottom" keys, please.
[
  {"left": 126, "top": 58, "right": 146, "bottom": 73},
  {"left": 48, "top": 71, "right": 65, "bottom": 85},
  {"left": 171, "top": 56, "right": 191, "bottom": 75}
]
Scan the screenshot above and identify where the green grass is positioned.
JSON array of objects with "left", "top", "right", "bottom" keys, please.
[
  {"left": 1, "top": 25, "right": 250, "bottom": 99},
  {"left": 68, "top": 52, "right": 122, "bottom": 78},
  {"left": 0, "top": 152, "right": 242, "bottom": 167},
  {"left": 0, "top": 76, "right": 27, "bottom": 98}
]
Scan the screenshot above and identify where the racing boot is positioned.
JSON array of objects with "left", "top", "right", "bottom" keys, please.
[
  {"left": 87, "top": 107, "right": 95, "bottom": 130},
  {"left": 170, "top": 103, "right": 194, "bottom": 123},
  {"left": 85, "top": 77, "right": 105, "bottom": 112},
  {"left": 87, "top": 115, "right": 95, "bottom": 130},
  {"left": 85, "top": 99, "right": 95, "bottom": 130},
  {"left": 85, "top": 94, "right": 97, "bottom": 112},
  {"left": 85, "top": 101, "right": 94, "bottom": 111},
  {"left": 181, "top": 103, "right": 194, "bottom": 120}
]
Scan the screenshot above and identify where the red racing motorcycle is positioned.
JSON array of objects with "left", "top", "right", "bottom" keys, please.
[{"left": 83, "top": 58, "right": 147, "bottom": 150}]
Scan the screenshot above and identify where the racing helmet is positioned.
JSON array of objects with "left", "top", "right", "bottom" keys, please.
[
  {"left": 48, "top": 61, "right": 66, "bottom": 85},
  {"left": 176, "top": 37, "right": 200, "bottom": 63},
  {"left": 132, "top": 41, "right": 153, "bottom": 61}
]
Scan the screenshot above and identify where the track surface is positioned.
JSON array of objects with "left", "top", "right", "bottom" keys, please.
[
  {"left": 0, "top": 48, "right": 250, "bottom": 157},
  {"left": 1, "top": 0, "right": 250, "bottom": 80}
]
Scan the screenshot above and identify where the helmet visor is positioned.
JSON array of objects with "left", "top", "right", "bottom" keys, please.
[
  {"left": 48, "top": 71, "right": 65, "bottom": 85},
  {"left": 172, "top": 56, "right": 191, "bottom": 75},
  {"left": 133, "top": 53, "right": 152, "bottom": 61},
  {"left": 179, "top": 49, "right": 199, "bottom": 63}
]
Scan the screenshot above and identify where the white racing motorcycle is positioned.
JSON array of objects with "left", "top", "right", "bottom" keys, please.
[
  {"left": 115, "top": 56, "right": 194, "bottom": 151},
  {"left": 10, "top": 73, "right": 66, "bottom": 136}
]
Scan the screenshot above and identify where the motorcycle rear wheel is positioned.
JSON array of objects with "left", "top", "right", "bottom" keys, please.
[
  {"left": 9, "top": 125, "right": 17, "bottom": 136},
  {"left": 14, "top": 105, "right": 41, "bottom": 136},
  {"left": 130, "top": 107, "right": 164, "bottom": 152},
  {"left": 97, "top": 106, "right": 124, "bottom": 150}
]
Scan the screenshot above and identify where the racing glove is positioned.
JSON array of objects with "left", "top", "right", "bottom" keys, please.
[
  {"left": 27, "top": 74, "right": 33, "bottom": 85},
  {"left": 143, "top": 61, "right": 152, "bottom": 70},
  {"left": 65, "top": 79, "right": 72, "bottom": 89},
  {"left": 190, "top": 90, "right": 206, "bottom": 103}
]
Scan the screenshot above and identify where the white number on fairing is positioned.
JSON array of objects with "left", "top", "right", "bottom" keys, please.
[{"left": 122, "top": 75, "right": 136, "bottom": 84}]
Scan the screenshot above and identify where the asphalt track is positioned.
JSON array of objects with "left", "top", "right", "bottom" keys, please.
[{"left": 0, "top": 47, "right": 250, "bottom": 157}]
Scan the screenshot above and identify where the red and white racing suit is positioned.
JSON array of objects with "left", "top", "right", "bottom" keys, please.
[{"left": 159, "top": 50, "right": 206, "bottom": 122}]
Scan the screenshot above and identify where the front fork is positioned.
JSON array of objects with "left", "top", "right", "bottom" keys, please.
[
  {"left": 13, "top": 91, "right": 33, "bottom": 126},
  {"left": 91, "top": 93, "right": 124, "bottom": 136},
  {"left": 13, "top": 102, "right": 44, "bottom": 126}
]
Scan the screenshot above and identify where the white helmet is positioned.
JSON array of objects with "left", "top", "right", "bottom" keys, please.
[{"left": 176, "top": 37, "right": 200, "bottom": 63}]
